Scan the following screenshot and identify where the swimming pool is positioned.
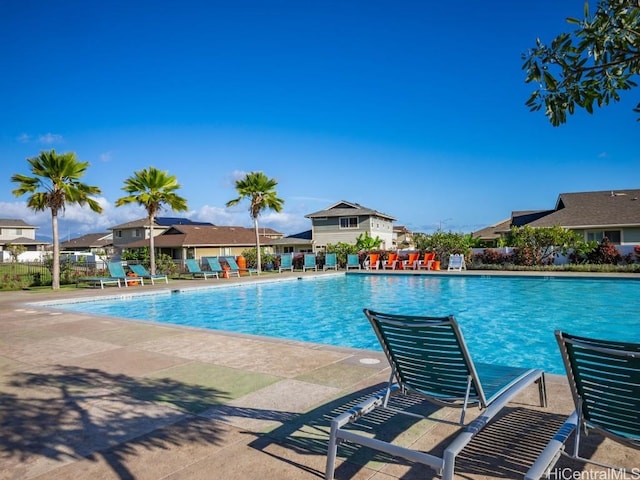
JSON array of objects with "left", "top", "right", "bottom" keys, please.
[{"left": 47, "top": 274, "right": 640, "bottom": 374}]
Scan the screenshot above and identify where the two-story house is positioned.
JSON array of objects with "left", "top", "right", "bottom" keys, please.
[
  {"left": 0, "top": 218, "right": 50, "bottom": 261},
  {"left": 304, "top": 201, "right": 396, "bottom": 251}
]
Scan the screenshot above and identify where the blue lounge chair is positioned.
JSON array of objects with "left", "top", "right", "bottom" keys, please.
[
  {"left": 326, "top": 309, "right": 547, "bottom": 480},
  {"left": 207, "top": 256, "right": 239, "bottom": 278},
  {"left": 223, "top": 256, "right": 256, "bottom": 276},
  {"left": 279, "top": 253, "right": 294, "bottom": 273},
  {"left": 185, "top": 258, "right": 218, "bottom": 279},
  {"left": 303, "top": 253, "right": 317, "bottom": 272},
  {"left": 345, "top": 254, "right": 361, "bottom": 270},
  {"left": 129, "top": 264, "right": 168, "bottom": 285},
  {"left": 108, "top": 261, "right": 144, "bottom": 287},
  {"left": 525, "top": 331, "right": 640, "bottom": 479},
  {"left": 76, "top": 274, "right": 121, "bottom": 289},
  {"left": 323, "top": 253, "right": 338, "bottom": 271}
]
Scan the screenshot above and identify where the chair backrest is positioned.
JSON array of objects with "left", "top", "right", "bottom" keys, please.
[
  {"left": 363, "top": 309, "right": 485, "bottom": 405},
  {"left": 556, "top": 331, "right": 640, "bottom": 447},
  {"left": 185, "top": 258, "right": 202, "bottom": 273},
  {"left": 280, "top": 254, "right": 293, "bottom": 267},
  {"left": 223, "top": 256, "right": 240, "bottom": 270},
  {"left": 423, "top": 252, "right": 435, "bottom": 262},
  {"left": 386, "top": 253, "right": 397, "bottom": 263},
  {"left": 325, "top": 253, "right": 337, "bottom": 267},
  {"left": 347, "top": 254, "right": 360, "bottom": 267},
  {"left": 304, "top": 254, "right": 316, "bottom": 267},
  {"left": 448, "top": 254, "right": 465, "bottom": 271},
  {"left": 407, "top": 253, "right": 419, "bottom": 264},
  {"left": 108, "top": 261, "right": 127, "bottom": 278},
  {"left": 129, "top": 264, "right": 148, "bottom": 276},
  {"left": 206, "top": 257, "right": 224, "bottom": 272}
]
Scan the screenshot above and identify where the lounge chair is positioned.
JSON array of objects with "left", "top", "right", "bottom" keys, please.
[
  {"left": 185, "top": 258, "right": 218, "bottom": 279},
  {"left": 447, "top": 253, "right": 466, "bottom": 271},
  {"left": 76, "top": 274, "right": 121, "bottom": 289},
  {"left": 303, "top": 253, "right": 317, "bottom": 272},
  {"left": 402, "top": 252, "right": 420, "bottom": 270},
  {"left": 417, "top": 252, "right": 435, "bottom": 270},
  {"left": 382, "top": 252, "right": 398, "bottom": 270},
  {"left": 206, "top": 256, "right": 239, "bottom": 278},
  {"left": 129, "top": 264, "right": 169, "bottom": 285},
  {"left": 326, "top": 309, "right": 547, "bottom": 480},
  {"left": 525, "top": 331, "right": 640, "bottom": 479},
  {"left": 323, "top": 252, "right": 338, "bottom": 271},
  {"left": 346, "top": 254, "right": 361, "bottom": 270},
  {"left": 108, "top": 261, "right": 144, "bottom": 287},
  {"left": 223, "top": 256, "right": 257, "bottom": 276},
  {"left": 364, "top": 253, "right": 380, "bottom": 270},
  {"left": 279, "top": 253, "right": 294, "bottom": 273}
]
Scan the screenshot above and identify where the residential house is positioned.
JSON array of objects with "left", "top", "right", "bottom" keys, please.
[
  {"left": 60, "top": 232, "right": 113, "bottom": 255},
  {"left": 304, "top": 201, "right": 396, "bottom": 251},
  {"left": 474, "top": 189, "right": 640, "bottom": 249},
  {"left": 269, "top": 230, "right": 314, "bottom": 254},
  {"left": 111, "top": 217, "right": 213, "bottom": 255},
  {"left": 122, "top": 224, "right": 276, "bottom": 261},
  {"left": 0, "top": 219, "right": 49, "bottom": 261},
  {"left": 392, "top": 225, "right": 414, "bottom": 250}
]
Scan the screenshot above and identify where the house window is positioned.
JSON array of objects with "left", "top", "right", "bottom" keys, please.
[
  {"left": 133, "top": 229, "right": 142, "bottom": 238},
  {"left": 340, "top": 217, "right": 358, "bottom": 229},
  {"left": 283, "top": 246, "right": 294, "bottom": 253},
  {"left": 15, "top": 228, "right": 22, "bottom": 235},
  {"left": 587, "top": 230, "right": 621, "bottom": 244},
  {"left": 116, "top": 230, "right": 123, "bottom": 238}
]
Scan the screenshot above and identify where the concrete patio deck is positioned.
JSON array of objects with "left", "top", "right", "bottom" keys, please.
[{"left": 1, "top": 271, "right": 637, "bottom": 479}]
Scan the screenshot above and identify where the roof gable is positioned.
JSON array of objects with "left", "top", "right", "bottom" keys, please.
[{"left": 305, "top": 200, "right": 396, "bottom": 221}]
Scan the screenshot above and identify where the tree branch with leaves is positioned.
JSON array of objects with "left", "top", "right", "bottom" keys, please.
[{"left": 523, "top": 0, "right": 640, "bottom": 126}]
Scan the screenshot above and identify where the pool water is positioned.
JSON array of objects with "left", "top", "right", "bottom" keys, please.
[{"left": 50, "top": 274, "right": 640, "bottom": 374}]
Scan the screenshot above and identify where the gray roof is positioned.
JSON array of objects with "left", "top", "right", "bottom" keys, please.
[
  {"left": 0, "top": 219, "right": 36, "bottom": 228},
  {"left": 526, "top": 189, "right": 640, "bottom": 228},
  {"left": 305, "top": 200, "right": 396, "bottom": 221},
  {"left": 111, "top": 217, "right": 213, "bottom": 229},
  {"left": 61, "top": 233, "right": 112, "bottom": 249}
]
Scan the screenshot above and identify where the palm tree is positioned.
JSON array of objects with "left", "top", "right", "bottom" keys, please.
[
  {"left": 115, "top": 167, "right": 187, "bottom": 275},
  {"left": 11, "top": 150, "right": 102, "bottom": 290},
  {"left": 226, "top": 172, "right": 284, "bottom": 273}
]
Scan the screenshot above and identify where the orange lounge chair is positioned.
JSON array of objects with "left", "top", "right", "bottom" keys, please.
[
  {"left": 365, "top": 253, "right": 380, "bottom": 270},
  {"left": 417, "top": 252, "right": 435, "bottom": 270},
  {"left": 382, "top": 252, "right": 398, "bottom": 270},
  {"left": 402, "top": 252, "right": 420, "bottom": 270}
]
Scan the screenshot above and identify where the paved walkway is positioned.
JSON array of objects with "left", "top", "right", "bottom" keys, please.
[{"left": 0, "top": 271, "right": 637, "bottom": 479}]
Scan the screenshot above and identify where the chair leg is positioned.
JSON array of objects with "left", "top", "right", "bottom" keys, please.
[
  {"left": 325, "top": 420, "right": 340, "bottom": 480},
  {"left": 538, "top": 373, "right": 547, "bottom": 407}
]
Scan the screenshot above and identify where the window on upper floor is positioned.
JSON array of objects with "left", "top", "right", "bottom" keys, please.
[
  {"left": 116, "top": 230, "right": 123, "bottom": 238},
  {"left": 340, "top": 217, "right": 358, "bottom": 229},
  {"left": 15, "top": 228, "right": 22, "bottom": 235},
  {"left": 133, "top": 229, "right": 142, "bottom": 237},
  {"left": 283, "top": 246, "right": 294, "bottom": 253},
  {"left": 586, "top": 230, "right": 621, "bottom": 244}
]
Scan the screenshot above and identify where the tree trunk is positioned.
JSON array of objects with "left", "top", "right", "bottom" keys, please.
[
  {"left": 51, "top": 211, "right": 60, "bottom": 290},
  {"left": 253, "top": 217, "right": 261, "bottom": 273},
  {"left": 149, "top": 215, "right": 156, "bottom": 275}
]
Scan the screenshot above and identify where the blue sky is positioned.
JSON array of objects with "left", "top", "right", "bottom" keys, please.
[{"left": 1, "top": 1, "right": 638, "bottom": 241}]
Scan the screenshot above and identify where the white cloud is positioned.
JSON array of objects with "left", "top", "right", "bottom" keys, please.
[
  {"left": 17, "top": 133, "right": 31, "bottom": 143},
  {"left": 99, "top": 152, "right": 112, "bottom": 162},
  {"left": 37, "top": 133, "right": 63, "bottom": 144}
]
